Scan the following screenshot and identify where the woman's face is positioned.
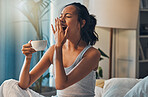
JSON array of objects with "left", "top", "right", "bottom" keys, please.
[{"left": 60, "top": 5, "right": 81, "bottom": 38}]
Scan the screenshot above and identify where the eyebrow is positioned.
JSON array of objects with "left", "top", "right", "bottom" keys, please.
[{"left": 60, "top": 13, "right": 73, "bottom": 16}]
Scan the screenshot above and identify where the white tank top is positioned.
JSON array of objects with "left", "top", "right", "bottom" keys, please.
[{"left": 55, "top": 45, "right": 96, "bottom": 97}]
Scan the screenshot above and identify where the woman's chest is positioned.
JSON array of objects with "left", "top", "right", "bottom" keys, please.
[{"left": 62, "top": 50, "right": 81, "bottom": 68}]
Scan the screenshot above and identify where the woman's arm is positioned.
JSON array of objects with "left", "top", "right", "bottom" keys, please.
[
  {"left": 54, "top": 46, "right": 100, "bottom": 90},
  {"left": 18, "top": 57, "right": 32, "bottom": 89},
  {"left": 53, "top": 46, "right": 67, "bottom": 89},
  {"left": 18, "top": 42, "right": 54, "bottom": 89}
]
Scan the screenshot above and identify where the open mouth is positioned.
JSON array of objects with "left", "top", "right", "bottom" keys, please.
[{"left": 62, "top": 26, "right": 67, "bottom": 31}]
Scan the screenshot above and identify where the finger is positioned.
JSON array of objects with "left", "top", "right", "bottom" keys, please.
[
  {"left": 31, "top": 48, "right": 37, "bottom": 52},
  {"left": 51, "top": 24, "right": 55, "bottom": 34},
  {"left": 28, "top": 40, "right": 32, "bottom": 43},
  {"left": 55, "top": 18, "right": 58, "bottom": 31},
  {"left": 31, "top": 50, "right": 36, "bottom": 53},
  {"left": 56, "top": 18, "right": 59, "bottom": 31},
  {"left": 22, "top": 44, "right": 32, "bottom": 48},
  {"left": 22, "top": 51, "right": 32, "bottom": 54},
  {"left": 28, "top": 40, "right": 32, "bottom": 46},
  {"left": 64, "top": 27, "right": 69, "bottom": 38},
  {"left": 59, "top": 18, "right": 63, "bottom": 31},
  {"left": 57, "top": 18, "right": 60, "bottom": 32},
  {"left": 24, "top": 49, "right": 36, "bottom": 53},
  {"left": 22, "top": 48, "right": 35, "bottom": 52},
  {"left": 27, "top": 40, "right": 32, "bottom": 47}
]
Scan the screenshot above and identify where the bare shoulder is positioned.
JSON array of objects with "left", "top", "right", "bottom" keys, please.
[
  {"left": 83, "top": 46, "right": 101, "bottom": 59},
  {"left": 82, "top": 46, "right": 101, "bottom": 70}
]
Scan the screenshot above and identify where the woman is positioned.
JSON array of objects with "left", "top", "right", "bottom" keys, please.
[{"left": 0, "top": 2, "right": 100, "bottom": 97}]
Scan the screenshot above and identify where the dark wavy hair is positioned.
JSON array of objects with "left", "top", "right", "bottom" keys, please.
[{"left": 63, "top": 2, "right": 98, "bottom": 45}]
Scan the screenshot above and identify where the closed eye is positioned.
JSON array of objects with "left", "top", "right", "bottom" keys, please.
[{"left": 65, "top": 15, "right": 72, "bottom": 18}]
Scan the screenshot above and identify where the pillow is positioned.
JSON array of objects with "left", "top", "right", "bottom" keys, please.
[
  {"left": 124, "top": 76, "right": 148, "bottom": 97},
  {"left": 96, "top": 79, "right": 105, "bottom": 88},
  {"left": 95, "top": 79, "right": 104, "bottom": 97},
  {"left": 95, "top": 86, "right": 103, "bottom": 97},
  {"left": 102, "top": 78, "right": 141, "bottom": 97}
]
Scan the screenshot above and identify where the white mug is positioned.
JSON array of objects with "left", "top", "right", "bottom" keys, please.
[{"left": 31, "top": 40, "right": 47, "bottom": 51}]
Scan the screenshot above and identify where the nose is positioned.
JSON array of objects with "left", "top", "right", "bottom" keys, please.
[{"left": 60, "top": 16, "right": 66, "bottom": 23}]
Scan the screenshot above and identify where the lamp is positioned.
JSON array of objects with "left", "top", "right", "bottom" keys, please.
[{"left": 89, "top": 0, "right": 140, "bottom": 78}]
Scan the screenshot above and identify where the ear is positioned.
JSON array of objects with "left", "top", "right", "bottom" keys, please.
[{"left": 81, "top": 20, "right": 86, "bottom": 28}]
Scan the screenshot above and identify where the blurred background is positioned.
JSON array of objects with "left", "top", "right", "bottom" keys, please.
[
  {"left": 0, "top": 0, "right": 50, "bottom": 86},
  {"left": 0, "top": 0, "right": 140, "bottom": 89}
]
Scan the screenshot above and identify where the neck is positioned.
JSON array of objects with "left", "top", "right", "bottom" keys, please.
[{"left": 63, "top": 38, "right": 87, "bottom": 51}]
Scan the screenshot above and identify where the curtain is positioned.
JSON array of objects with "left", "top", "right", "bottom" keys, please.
[
  {"left": 0, "top": 0, "right": 50, "bottom": 86},
  {"left": 0, "top": 0, "right": 16, "bottom": 84}
]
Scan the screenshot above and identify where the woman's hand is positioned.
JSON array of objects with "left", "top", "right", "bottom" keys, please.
[
  {"left": 51, "top": 18, "right": 68, "bottom": 47},
  {"left": 21, "top": 40, "right": 36, "bottom": 59}
]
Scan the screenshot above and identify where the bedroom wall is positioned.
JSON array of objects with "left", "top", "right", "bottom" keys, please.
[
  {"left": 93, "top": 25, "right": 136, "bottom": 79},
  {"left": 87, "top": 0, "right": 137, "bottom": 79},
  {"left": 93, "top": 27, "right": 110, "bottom": 79}
]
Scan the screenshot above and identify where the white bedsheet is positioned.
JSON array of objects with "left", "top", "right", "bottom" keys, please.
[
  {"left": 0, "top": 79, "right": 44, "bottom": 97},
  {"left": 94, "top": 78, "right": 142, "bottom": 97},
  {"left": 94, "top": 86, "right": 102, "bottom": 97}
]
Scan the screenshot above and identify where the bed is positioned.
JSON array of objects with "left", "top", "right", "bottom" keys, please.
[
  {"left": 95, "top": 76, "right": 148, "bottom": 97},
  {"left": 0, "top": 77, "right": 148, "bottom": 97}
]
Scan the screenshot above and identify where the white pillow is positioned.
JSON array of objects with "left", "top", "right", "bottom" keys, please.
[
  {"left": 102, "top": 78, "right": 141, "bottom": 97},
  {"left": 95, "top": 86, "right": 103, "bottom": 97},
  {"left": 124, "top": 76, "right": 148, "bottom": 97}
]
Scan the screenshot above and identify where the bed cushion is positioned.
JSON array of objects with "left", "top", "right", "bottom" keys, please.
[
  {"left": 95, "top": 86, "right": 103, "bottom": 97},
  {"left": 96, "top": 79, "right": 105, "bottom": 88},
  {"left": 102, "top": 78, "right": 141, "bottom": 97},
  {"left": 124, "top": 76, "right": 148, "bottom": 97},
  {"left": 95, "top": 79, "right": 104, "bottom": 97}
]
